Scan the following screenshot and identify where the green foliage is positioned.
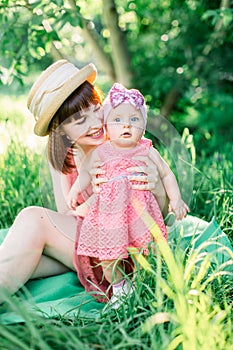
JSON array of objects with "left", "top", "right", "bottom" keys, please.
[
  {"left": 0, "top": 1, "right": 232, "bottom": 149},
  {"left": 202, "top": 8, "right": 233, "bottom": 28},
  {"left": 0, "top": 0, "right": 76, "bottom": 83},
  {"left": 1, "top": 1, "right": 232, "bottom": 91},
  {"left": 195, "top": 93, "right": 233, "bottom": 138}
]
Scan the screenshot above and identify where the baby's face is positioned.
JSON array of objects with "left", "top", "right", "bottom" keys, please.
[{"left": 106, "top": 103, "right": 145, "bottom": 148}]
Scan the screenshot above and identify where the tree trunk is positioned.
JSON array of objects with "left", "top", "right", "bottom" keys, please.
[
  {"left": 102, "top": 0, "right": 133, "bottom": 86},
  {"left": 67, "top": 0, "right": 116, "bottom": 81},
  {"left": 160, "top": 87, "right": 181, "bottom": 118},
  {"left": 81, "top": 18, "right": 116, "bottom": 81}
]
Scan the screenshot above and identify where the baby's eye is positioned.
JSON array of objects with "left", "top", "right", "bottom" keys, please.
[
  {"left": 114, "top": 117, "right": 121, "bottom": 122},
  {"left": 131, "top": 116, "right": 139, "bottom": 122}
]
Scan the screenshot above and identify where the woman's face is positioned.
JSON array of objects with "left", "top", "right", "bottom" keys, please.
[{"left": 61, "top": 104, "right": 105, "bottom": 150}]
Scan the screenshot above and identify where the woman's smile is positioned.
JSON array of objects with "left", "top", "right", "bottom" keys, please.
[{"left": 86, "top": 128, "right": 104, "bottom": 139}]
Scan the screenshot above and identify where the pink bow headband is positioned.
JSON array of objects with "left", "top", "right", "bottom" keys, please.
[{"left": 103, "top": 83, "right": 147, "bottom": 124}]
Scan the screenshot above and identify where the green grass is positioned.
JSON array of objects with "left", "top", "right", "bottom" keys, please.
[
  {"left": 0, "top": 95, "right": 232, "bottom": 349},
  {"left": 0, "top": 140, "right": 41, "bottom": 228},
  {"left": 0, "top": 96, "right": 55, "bottom": 227},
  {"left": 0, "top": 237, "right": 232, "bottom": 349},
  {"left": 192, "top": 143, "right": 233, "bottom": 244}
]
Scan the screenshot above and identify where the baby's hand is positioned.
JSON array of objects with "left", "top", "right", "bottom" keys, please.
[
  {"left": 169, "top": 198, "right": 190, "bottom": 220},
  {"left": 66, "top": 189, "right": 79, "bottom": 210},
  {"left": 73, "top": 202, "right": 90, "bottom": 217}
]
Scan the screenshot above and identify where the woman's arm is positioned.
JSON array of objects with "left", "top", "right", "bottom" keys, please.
[{"left": 49, "top": 163, "right": 71, "bottom": 214}]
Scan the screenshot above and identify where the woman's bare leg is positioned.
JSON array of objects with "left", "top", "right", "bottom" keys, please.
[
  {"left": 31, "top": 255, "right": 71, "bottom": 279},
  {"left": 0, "top": 206, "right": 77, "bottom": 298}
]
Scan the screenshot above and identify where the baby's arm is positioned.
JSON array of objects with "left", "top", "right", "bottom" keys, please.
[
  {"left": 149, "top": 147, "right": 190, "bottom": 220},
  {"left": 66, "top": 151, "right": 99, "bottom": 210},
  {"left": 66, "top": 169, "right": 91, "bottom": 210}
]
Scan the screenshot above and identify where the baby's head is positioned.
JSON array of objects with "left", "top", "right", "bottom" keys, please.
[
  {"left": 103, "top": 83, "right": 147, "bottom": 147},
  {"left": 103, "top": 83, "right": 147, "bottom": 127}
]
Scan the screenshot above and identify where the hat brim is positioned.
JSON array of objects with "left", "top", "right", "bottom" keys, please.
[{"left": 28, "top": 60, "right": 97, "bottom": 136}]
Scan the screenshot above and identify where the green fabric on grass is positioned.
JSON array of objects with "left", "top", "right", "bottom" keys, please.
[
  {"left": 0, "top": 272, "right": 104, "bottom": 324},
  {"left": 168, "top": 215, "right": 233, "bottom": 267},
  {"left": 0, "top": 216, "right": 232, "bottom": 324}
]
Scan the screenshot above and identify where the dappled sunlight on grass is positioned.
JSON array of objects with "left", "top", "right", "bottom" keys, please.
[{"left": 0, "top": 95, "right": 46, "bottom": 154}]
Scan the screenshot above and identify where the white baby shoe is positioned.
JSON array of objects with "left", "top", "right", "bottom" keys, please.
[{"left": 106, "top": 279, "right": 135, "bottom": 310}]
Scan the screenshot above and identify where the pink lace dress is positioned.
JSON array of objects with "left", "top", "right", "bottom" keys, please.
[
  {"left": 68, "top": 166, "right": 112, "bottom": 303},
  {"left": 72, "top": 139, "right": 167, "bottom": 301}
]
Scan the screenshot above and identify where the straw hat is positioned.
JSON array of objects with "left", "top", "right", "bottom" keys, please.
[{"left": 27, "top": 59, "right": 97, "bottom": 136}]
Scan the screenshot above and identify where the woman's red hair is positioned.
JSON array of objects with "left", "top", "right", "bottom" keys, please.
[{"left": 47, "top": 81, "right": 102, "bottom": 174}]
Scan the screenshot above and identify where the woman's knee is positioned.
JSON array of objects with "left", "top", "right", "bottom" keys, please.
[
  {"left": 13, "top": 206, "right": 47, "bottom": 231},
  {"left": 17, "top": 205, "right": 44, "bottom": 218}
]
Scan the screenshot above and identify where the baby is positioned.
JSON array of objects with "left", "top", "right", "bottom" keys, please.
[{"left": 66, "top": 83, "right": 189, "bottom": 307}]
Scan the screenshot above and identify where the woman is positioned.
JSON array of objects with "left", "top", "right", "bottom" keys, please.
[{"left": 0, "top": 59, "right": 168, "bottom": 301}]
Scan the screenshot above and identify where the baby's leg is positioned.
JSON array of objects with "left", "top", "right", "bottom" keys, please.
[
  {"left": 101, "top": 259, "right": 123, "bottom": 284},
  {"left": 101, "top": 259, "right": 134, "bottom": 308}
]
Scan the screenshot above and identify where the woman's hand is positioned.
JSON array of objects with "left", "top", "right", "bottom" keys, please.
[
  {"left": 129, "top": 154, "right": 169, "bottom": 217},
  {"left": 90, "top": 154, "right": 162, "bottom": 192},
  {"left": 127, "top": 155, "right": 160, "bottom": 191}
]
